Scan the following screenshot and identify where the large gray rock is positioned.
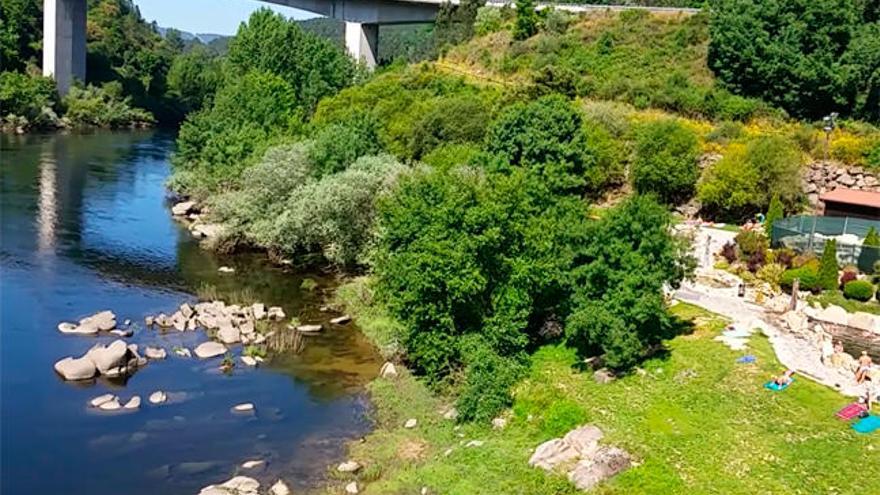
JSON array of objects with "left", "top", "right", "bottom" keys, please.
[
  {"left": 567, "top": 446, "right": 632, "bottom": 491},
  {"left": 171, "top": 201, "right": 195, "bottom": 216},
  {"left": 76, "top": 310, "right": 117, "bottom": 333},
  {"left": 194, "top": 341, "right": 227, "bottom": 359},
  {"left": 528, "top": 438, "right": 580, "bottom": 470},
  {"left": 252, "top": 303, "right": 266, "bottom": 320},
  {"left": 198, "top": 476, "right": 260, "bottom": 495},
  {"left": 816, "top": 305, "right": 849, "bottom": 326},
  {"left": 86, "top": 340, "right": 129, "bottom": 374},
  {"left": 269, "top": 480, "right": 290, "bottom": 495},
  {"left": 217, "top": 325, "right": 241, "bottom": 345},
  {"left": 563, "top": 425, "right": 603, "bottom": 457}
]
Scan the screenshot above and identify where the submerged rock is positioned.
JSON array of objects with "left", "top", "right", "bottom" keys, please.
[
  {"left": 98, "top": 397, "right": 122, "bottom": 411},
  {"left": 240, "top": 356, "right": 258, "bottom": 367},
  {"left": 269, "top": 480, "right": 290, "bottom": 495},
  {"left": 194, "top": 342, "right": 227, "bottom": 359},
  {"left": 89, "top": 393, "right": 116, "bottom": 408},
  {"left": 149, "top": 391, "right": 167, "bottom": 405},
  {"left": 232, "top": 403, "right": 255, "bottom": 413},
  {"left": 145, "top": 346, "right": 167, "bottom": 360}
]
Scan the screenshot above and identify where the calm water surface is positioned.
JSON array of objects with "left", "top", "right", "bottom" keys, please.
[{"left": 0, "top": 131, "right": 381, "bottom": 495}]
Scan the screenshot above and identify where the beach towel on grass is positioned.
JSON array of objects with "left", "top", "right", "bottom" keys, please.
[
  {"left": 853, "top": 415, "right": 880, "bottom": 434},
  {"left": 837, "top": 403, "right": 868, "bottom": 421},
  {"left": 764, "top": 378, "right": 794, "bottom": 391}
]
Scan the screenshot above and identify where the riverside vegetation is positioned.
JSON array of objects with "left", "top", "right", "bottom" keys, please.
[{"left": 17, "top": 0, "right": 880, "bottom": 492}]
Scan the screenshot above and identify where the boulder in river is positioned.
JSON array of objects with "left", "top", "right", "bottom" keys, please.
[
  {"left": 232, "top": 403, "right": 255, "bottom": 413},
  {"left": 54, "top": 356, "right": 97, "bottom": 381},
  {"left": 194, "top": 342, "right": 227, "bottom": 359},
  {"left": 123, "top": 396, "right": 141, "bottom": 410},
  {"left": 330, "top": 315, "right": 351, "bottom": 325},
  {"left": 241, "top": 356, "right": 258, "bottom": 367},
  {"left": 252, "top": 303, "right": 266, "bottom": 320},
  {"left": 98, "top": 397, "right": 122, "bottom": 411},
  {"left": 86, "top": 340, "right": 129, "bottom": 374},
  {"left": 241, "top": 460, "right": 264, "bottom": 469},
  {"left": 217, "top": 325, "right": 241, "bottom": 345},
  {"left": 198, "top": 476, "right": 259, "bottom": 495},
  {"left": 171, "top": 201, "right": 195, "bottom": 217},
  {"left": 89, "top": 393, "right": 116, "bottom": 408},
  {"left": 149, "top": 391, "right": 167, "bottom": 404},
  {"left": 269, "top": 480, "right": 291, "bottom": 495},
  {"left": 145, "top": 346, "right": 167, "bottom": 360}
]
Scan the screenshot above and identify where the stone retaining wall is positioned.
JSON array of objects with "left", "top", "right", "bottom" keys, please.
[{"left": 803, "top": 161, "right": 880, "bottom": 211}]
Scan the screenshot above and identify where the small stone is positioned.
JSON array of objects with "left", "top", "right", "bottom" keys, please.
[
  {"left": 98, "top": 397, "right": 122, "bottom": 411},
  {"left": 241, "top": 356, "right": 258, "bottom": 367},
  {"left": 443, "top": 448, "right": 453, "bottom": 457},
  {"left": 57, "top": 322, "right": 79, "bottom": 334},
  {"left": 171, "top": 200, "right": 196, "bottom": 216},
  {"left": 404, "top": 418, "right": 417, "bottom": 429},
  {"left": 442, "top": 407, "right": 458, "bottom": 420},
  {"left": 145, "top": 346, "right": 167, "bottom": 360},
  {"left": 268, "top": 307, "right": 286, "bottom": 321},
  {"left": 110, "top": 328, "right": 133, "bottom": 337},
  {"left": 593, "top": 368, "right": 616, "bottom": 384},
  {"left": 123, "top": 396, "right": 141, "bottom": 410},
  {"left": 90, "top": 393, "right": 116, "bottom": 408},
  {"left": 180, "top": 303, "right": 194, "bottom": 319},
  {"left": 218, "top": 266, "right": 235, "bottom": 273},
  {"left": 345, "top": 481, "right": 359, "bottom": 494},
  {"left": 194, "top": 341, "right": 227, "bottom": 359},
  {"left": 252, "top": 303, "right": 266, "bottom": 320},
  {"left": 241, "top": 459, "right": 265, "bottom": 469},
  {"left": 330, "top": 315, "right": 351, "bottom": 325},
  {"left": 296, "top": 324, "right": 322, "bottom": 333},
  {"left": 379, "top": 362, "right": 397, "bottom": 379},
  {"left": 269, "top": 480, "right": 290, "bottom": 495},
  {"left": 337, "top": 460, "right": 361, "bottom": 473},
  {"left": 174, "top": 347, "right": 192, "bottom": 358},
  {"left": 421, "top": 487, "right": 429, "bottom": 495},
  {"left": 232, "top": 403, "right": 255, "bottom": 413},
  {"left": 492, "top": 417, "right": 507, "bottom": 429},
  {"left": 123, "top": 319, "right": 131, "bottom": 326},
  {"left": 465, "top": 440, "right": 484, "bottom": 447},
  {"left": 149, "top": 391, "right": 167, "bottom": 404},
  {"left": 217, "top": 325, "right": 241, "bottom": 344}
]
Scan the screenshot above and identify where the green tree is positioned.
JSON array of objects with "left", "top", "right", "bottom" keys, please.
[
  {"left": 818, "top": 239, "right": 840, "bottom": 291},
  {"left": 708, "top": 0, "right": 879, "bottom": 121},
  {"left": 631, "top": 119, "right": 700, "bottom": 205},
  {"left": 434, "top": 0, "right": 485, "bottom": 52},
  {"left": 764, "top": 194, "right": 784, "bottom": 236},
  {"left": 308, "top": 114, "right": 382, "bottom": 177},
  {"left": 513, "top": 0, "right": 539, "bottom": 41},
  {"left": 226, "top": 8, "right": 354, "bottom": 112},
  {"left": 0, "top": 0, "right": 41, "bottom": 72},
  {"left": 166, "top": 45, "right": 222, "bottom": 115},
  {"left": 698, "top": 136, "right": 803, "bottom": 221},
  {"left": 566, "top": 195, "right": 694, "bottom": 369},
  {"left": 408, "top": 94, "right": 490, "bottom": 159},
  {"left": 485, "top": 94, "right": 613, "bottom": 194}
]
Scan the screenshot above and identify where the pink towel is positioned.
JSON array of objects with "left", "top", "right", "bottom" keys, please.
[{"left": 837, "top": 403, "right": 867, "bottom": 421}]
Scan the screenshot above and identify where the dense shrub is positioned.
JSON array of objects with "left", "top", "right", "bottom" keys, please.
[
  {"left": 720, "top": 241, "right": 737, "bottom": 263},
  {"left": 630, "top": 119, "right": 700, "bottom": 204},
  {"left": 166, "top": 46, "right": 222, "bottom": 115},
  {"left": 421, "top": 143, "right": 482, "bottom": 171},
  {"left": 308, "top": 115, "right": 382, "bottom": 177},
  {"left": 374, "top": 167, "right": 588, "bottom": 379},
  {"left": 486, "top": 95, "right": 622, "bottom": 194},
  {"left": 757, "top": 263, "right": 786, "bottom": 289},
  {"left": 513, "top": 0, "right": 539, "bottom": 40},
  {"left": 0, "top": 71, "right": 58, "bottom": 129},
  {"left": 780, "top": 265, "right": 820, "bottom": 292},
  {"left": 408, "top": 94, "right": 491, "bottom": 159},
  {"left": 698, "top": 136, "right": 803, "bottom": 221},
  {"left": 844, "top": 280, "right": 875, "bottom": 301},
  {"left": 818, "top": 240, "right": 840, "bottom": 291},
  {"left": 774, "top": 248, "right": 797, "bottom": 268},
  {"left": 566, "top": 196, "right": 694, "bottom": 369},
  {"left": 474, "top": 5, "right": 504, "bottom": 36},
  {"left": 455, "top": 338, "right": 526, "bottom": 422},
  {"left": 62, "top": 83, "right": 154, "bottom": 128},
  {"left": 734, "top": 230, "right": 768, "bottom": 258}
]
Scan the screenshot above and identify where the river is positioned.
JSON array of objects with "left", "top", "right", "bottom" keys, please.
[{"left": 0, "top": 130, "right": 381, "bottom": 495}]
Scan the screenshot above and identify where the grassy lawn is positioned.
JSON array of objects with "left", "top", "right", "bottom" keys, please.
[
  {"left": 808, "top": 290, "right": 880, "bottom": 316},
  {"left": 327, "top": 285, "right": 880, "bottom": 495}
]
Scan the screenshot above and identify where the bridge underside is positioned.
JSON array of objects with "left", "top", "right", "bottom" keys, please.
[{"left": 42, "top": 0, "right": 442, "bottom": 91}]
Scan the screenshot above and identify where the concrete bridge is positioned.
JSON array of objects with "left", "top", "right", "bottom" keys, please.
[
  {"left": 42, "top": 0, "right": 448, "bottom": 93},
  {"left": 42, "top": 0, "right": 699, "bottom": 93}
]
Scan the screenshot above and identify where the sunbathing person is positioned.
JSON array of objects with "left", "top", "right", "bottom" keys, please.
[
  {"left": 774, "top": 369, "right": 796, "bottom": 387},
  {"left": 856, "top": 351, "right": 873, "bottom": 383}
]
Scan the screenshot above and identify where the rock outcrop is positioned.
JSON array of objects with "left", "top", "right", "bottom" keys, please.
[
  {"left": 528, "top": 425, "right": 631, "bottom": 492},
  {"left": 803, "top": 162, "right": 880, "bottom": 211}
]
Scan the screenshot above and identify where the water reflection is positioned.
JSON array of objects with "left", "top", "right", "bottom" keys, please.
[{"left": 0, "top": 131, "right": 381, "bottom": 495}]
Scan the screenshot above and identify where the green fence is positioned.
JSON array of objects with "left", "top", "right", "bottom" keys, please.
[{"left": 771, "top": 215, "right": 880, "bottom": 273}]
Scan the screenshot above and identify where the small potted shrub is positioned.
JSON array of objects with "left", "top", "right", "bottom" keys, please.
[{"left": 843, "top": 280, "right": 875, "bottom": 302}]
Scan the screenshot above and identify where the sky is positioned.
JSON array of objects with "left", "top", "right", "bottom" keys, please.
[{"left": 133, "top": 0, "right": 318, "bottom": 35}]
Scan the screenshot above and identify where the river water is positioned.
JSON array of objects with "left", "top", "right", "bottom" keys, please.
[{"left": 0, "top": 131, "right": 381, "bottom": 495}]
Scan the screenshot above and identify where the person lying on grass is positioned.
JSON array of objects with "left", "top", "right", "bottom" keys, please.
[
  {"left": 856, "top": 351, "right": 874, "bottom": 384},
  {"left": 773, "top": 369, "right": 796, "bottom": 387}
]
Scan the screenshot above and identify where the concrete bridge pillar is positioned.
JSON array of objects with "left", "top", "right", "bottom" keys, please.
[
  {"left": 42, "top": 0, "right": 86, "bottom": 94},
  {"left": 345, "top": 22, "right": 379, "bottom": 69}
]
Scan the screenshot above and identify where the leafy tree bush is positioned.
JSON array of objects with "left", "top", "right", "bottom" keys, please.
[
  {"left": 166, "top": 46, "right": 222, "bottom": 115},
  {"left": 174, "top": 70, "right": 301, "bottom": 192},
  {"left": 541, "top": 8, "right": 572, "bottom": 34},
  {"left": 818, "top": 240, "right": 840, "bottom": 291},
  {"left": 421, "top": 143, "right": 482, "bottom": 171},
  {"left": 566, "top": 195, "right": 694, "bottom": 369},
  {"left": 0, "top": 0, "right": 41, "bottom": 72},
  {"left": 62, "top": 82, "right": 154, "bottom": 128},
  {"left": 374, "top": 166, "right": 587, "bottom": 379},
  {"left": 734, "top": 230, "right": 768, "bottom": 258},
  {"left": 765, "top": 194, "right": 784, "bottom": 236},
  {"left": 780, "top": 265, "right": 820, "bottom": 292},
  {"left": 455, "top": 338, "right": 526, "bottom": 422},
  {"left": 474, "top": 5, "right": 504, "bottom": 36},
  {"left": 844, "top": 280, "right": 875, "bottom": 301},
  {"left": 698, "top": 136, "right": 803, "bottom": 221},
  {"left": 708, "top": 0, "right": 879, "bottom": 122},
  {"left": 486, "top": 95, "right": 617, "bottom": 194},
  {"left": 0, "top": 71, "right": 58, "bottom": 128},
  {"left": 408, "top": 94, "right": 491, "bottom": 159},
  {"left": 631, "top": 119, "right": 700, "bottom": 204},
  {"left": 757, "top": 263, "right": 786, "bottom": 289},
  {"left": 513, "top": 0, "right": 539, "bottom": 41},
  {"left": 226, "top": 8, "right": 354, "bottom": 112},
  {"left": 308, "top": 114, "right": 382, "bottom": 177}
]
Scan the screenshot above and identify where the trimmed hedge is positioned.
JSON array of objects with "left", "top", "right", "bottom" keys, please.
[
  {"left": 843, "top": 280, "right": 875, "bottom": 302},
  {"left": 780, "top": 265, "right": 820, "bottom": 292}
]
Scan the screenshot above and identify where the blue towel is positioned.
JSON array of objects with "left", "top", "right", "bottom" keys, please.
[
  {"left": 764, "top": 377, "right": 794, "bottom": 391},
  {"left": 737, "top": 355, "right": 756, "bottom": 364},
  {"left": 853, "top": 415, "right": 880, "bottom": 434}
]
